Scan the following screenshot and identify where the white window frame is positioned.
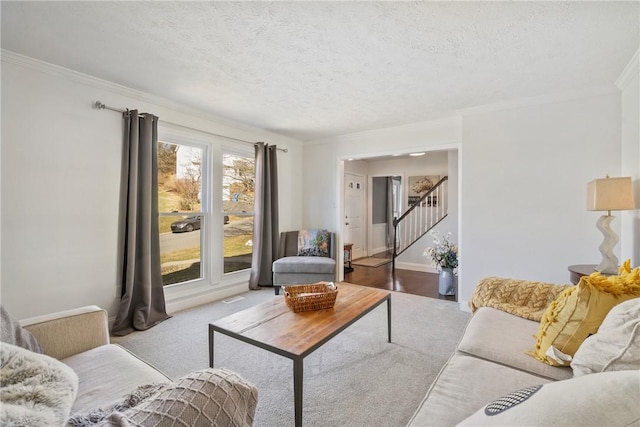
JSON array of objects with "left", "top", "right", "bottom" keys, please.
[{"left": 158, "top": 125, "right": 255, "bottom": 304}]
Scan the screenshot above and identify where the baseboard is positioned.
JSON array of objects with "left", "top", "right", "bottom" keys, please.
[
  {"left": 165, "top": 282, "right": 250, "bottom": 314},
  {"left": 370, "top": 245, "right": 389, "bottom": 256},
  {"left": 395, "top": 261, "right": 438, "bottom": 274}
]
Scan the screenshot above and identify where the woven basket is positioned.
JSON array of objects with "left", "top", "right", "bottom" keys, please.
[{"left": 283, "top": 282, "right": 338, "bottom": 313}]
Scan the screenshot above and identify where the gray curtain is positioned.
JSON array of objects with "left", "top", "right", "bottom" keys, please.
[
  {"left": 249, "top": 142, "right": 279, "bottom": 289},
  {"left": 386, "top": 177, "right": 395, "bottom": 249},
  {"left": 111, "top": 110, "right": 170, "bottom": 336}
]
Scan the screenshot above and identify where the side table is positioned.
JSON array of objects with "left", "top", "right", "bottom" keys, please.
[
  {"left": 568, "top": 264, "right": 614, "bottom": 285},
  {"left": 344, "top": 243, "right": 354, "bottom": 273}
]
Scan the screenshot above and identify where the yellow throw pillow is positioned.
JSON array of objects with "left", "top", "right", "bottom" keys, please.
[{"left": 531, "top": 260, "right": 640, "bottom": 366}]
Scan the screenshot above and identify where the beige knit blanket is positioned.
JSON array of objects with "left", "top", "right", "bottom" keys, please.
[{"left": 468, "top": 277, "right": 571, "bottom": 322}]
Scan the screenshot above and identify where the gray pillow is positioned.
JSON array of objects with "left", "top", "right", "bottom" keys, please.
[{"left": 1, "top": 305, "right": 43, "bottom": 353}]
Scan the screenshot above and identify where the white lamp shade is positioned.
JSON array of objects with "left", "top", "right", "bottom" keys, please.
[{"left": 587, "top": 177, "right": 635, "bottom": 211}]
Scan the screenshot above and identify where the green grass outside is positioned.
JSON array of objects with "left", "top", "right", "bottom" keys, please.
[
  {"left": 161, "top": 247, "right": 200, "bottom": 264},
  {"left": 224, "top": 234, "right": 252, "bottom": 257},
  {"left": 162, "top": 263, "right": 201, "bottom": 286},
  {"left": 160, "top": 235, "right": 253, "bottom": 285}
]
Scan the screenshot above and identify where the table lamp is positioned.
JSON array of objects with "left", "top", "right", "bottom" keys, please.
[{"left": 587, "top": 176, "right": 635, "bottom": 274}]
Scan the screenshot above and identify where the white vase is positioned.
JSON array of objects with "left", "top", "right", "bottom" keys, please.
[{"left": 439, "top": 267, "right": 456, "bottom": 296}]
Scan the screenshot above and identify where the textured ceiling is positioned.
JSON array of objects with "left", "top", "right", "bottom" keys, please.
[{"left": 2, "top": 1, "right": 638, "bottom": 142}]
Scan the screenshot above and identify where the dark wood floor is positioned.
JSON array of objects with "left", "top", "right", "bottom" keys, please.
[{"left": 344, "top": 252, "right": 456, "bottom": 302}]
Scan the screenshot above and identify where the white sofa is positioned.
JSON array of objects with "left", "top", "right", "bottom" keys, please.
[
  {"left": 1, "top": 305, "right": 258, "bottom": 426},
  {"left": 408, "top": 287, "right": 640, "bottom": 426},
  {"left": 20, "top": 306, "right": 173, "bottom": 415}
]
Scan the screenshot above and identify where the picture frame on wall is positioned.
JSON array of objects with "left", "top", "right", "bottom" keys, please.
[{"left": 408, "top": 175, "right": 440, "bottom": 207}]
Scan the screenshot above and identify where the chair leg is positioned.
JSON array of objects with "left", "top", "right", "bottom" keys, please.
[{"left": 274, "top": 286, "right": 281, "bottom": 295}]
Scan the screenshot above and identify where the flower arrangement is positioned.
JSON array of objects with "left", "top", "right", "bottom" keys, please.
[{"left": 423, "top": 231, "right": 458, "bottom": 270}]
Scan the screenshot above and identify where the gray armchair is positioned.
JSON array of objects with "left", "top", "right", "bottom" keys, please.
[{"left": 272, "top": 230, "right": 337, "bottom": 295}]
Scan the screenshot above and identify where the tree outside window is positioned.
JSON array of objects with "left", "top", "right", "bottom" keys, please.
[{"left": 223, "top": 153, "right": 255, "bottom": 273}]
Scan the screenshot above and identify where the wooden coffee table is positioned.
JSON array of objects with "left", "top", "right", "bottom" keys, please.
[{"left": 208, "top": 282, "right": 391, "bottom": 427}]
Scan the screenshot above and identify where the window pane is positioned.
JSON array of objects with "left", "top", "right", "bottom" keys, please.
[
  {"left": 223, "top": 153, "right": 255, "bottom": 274},
  {"left": 224, "top": 215, "right": 253, "bottom": 273},
  {"left": 161, "top": 220, "right": 202, "bottom": 285},
  {"left": 158, "top": 141, "right": 204, "bottom": 286},
  {"left": 223, "top": 154, "right": 254, "bottom": 212},
  {"left": 159, "top": 142, "right": 202, "bottom": 218}
]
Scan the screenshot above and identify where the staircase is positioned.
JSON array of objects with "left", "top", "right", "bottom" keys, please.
[{"left": 392, "top": 176, "right": 449, "bottom": 272}]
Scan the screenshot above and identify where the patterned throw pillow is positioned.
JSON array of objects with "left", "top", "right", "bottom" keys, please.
[
  {"left": 69, "top": 369, "right": 258, "bottom": 427},
  {"left": 530, "top": 260, "right": 640, "bottom": 366},
  {"left": 297, "top": 229, "right": 330, "bottom": 257}
]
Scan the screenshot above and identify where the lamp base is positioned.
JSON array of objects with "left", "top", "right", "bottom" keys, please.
[{"left": 595, "top": 214, "right": 619, "bottom": 275}]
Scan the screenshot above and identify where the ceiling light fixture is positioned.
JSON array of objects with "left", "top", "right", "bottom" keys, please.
[{"left": 409, "top": 152, "right": 426, "bottom": 157}]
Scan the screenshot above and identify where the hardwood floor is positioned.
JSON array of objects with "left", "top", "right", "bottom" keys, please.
[{"left": 344, "top": 252, "right": 457, "bottom": 302}]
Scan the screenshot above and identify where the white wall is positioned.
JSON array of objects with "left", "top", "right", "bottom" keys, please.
[
  {"left": 460, "top": 92, "right": 622, "bottom": 304},
  {"left": 2, "top": 52, "right": 633, "bottom": 318},
  {"left": 304, "top": 91, "right": 624, "bottom": 309},
  {"left": 1, "top": 53, "right": 303, "bottom": 319},
  {"left": 617, "top": 51, "right": 640, "bottom": 266}
]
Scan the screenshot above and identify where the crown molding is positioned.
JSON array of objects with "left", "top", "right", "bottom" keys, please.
[
  {"left": 0, "top": 49, "right": 302, "bottom": 146},
  {"left": 1, "top": 49, "right": 135, "bottom": 94},
  {"left": 458, "top": 85, "right": 618, "bottom": 117},
  {"left": 305, "top": 114, "right": 462, "bottom": 146},
  {"left": 615, "top": 50, "right": 639, "bottom": 91}
]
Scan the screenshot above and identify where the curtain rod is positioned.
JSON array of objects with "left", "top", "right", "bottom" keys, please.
[{"left": 93, "top": 101, "right": 287, "bottom": 153}]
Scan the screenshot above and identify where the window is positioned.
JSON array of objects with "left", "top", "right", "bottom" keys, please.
[
  {"left": 155, "top": 129, "right": 256, "bottom": 289},
  {"left": 222, "top": 153, "right": 255, "bottom": 273},
  {"left": 158, "top": 142, "right": 206, "bottom": 286}
]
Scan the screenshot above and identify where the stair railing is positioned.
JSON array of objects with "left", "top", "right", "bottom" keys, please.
[{"left": 392, "top": 176, "right": 449, "bottom": 272}]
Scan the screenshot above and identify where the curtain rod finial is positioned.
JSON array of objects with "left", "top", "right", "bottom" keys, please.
[{"left": 94, "top": 101, "right": 106, "bottom": 110}]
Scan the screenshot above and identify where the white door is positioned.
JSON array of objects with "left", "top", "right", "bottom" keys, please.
[{"left": 344, "top": 172, "right": 365, "bottom": 260}]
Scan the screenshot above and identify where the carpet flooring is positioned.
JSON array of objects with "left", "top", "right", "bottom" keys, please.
[
  {"left": 351, "top": 257, "right": 392, "bottom": 268},
  {"left": 112, "top": 286, "right": 470, "bottom": 427}
]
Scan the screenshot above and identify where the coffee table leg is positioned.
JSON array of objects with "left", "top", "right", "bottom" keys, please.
[
  {"left": 294, "top": 357, "right": 303, "bottom": 427},
  {"left": 209, "top": 325, "right": 214, "bottom": 368},
  {"left": 387, "top": 297, "right": 392, "bottom": 343}
]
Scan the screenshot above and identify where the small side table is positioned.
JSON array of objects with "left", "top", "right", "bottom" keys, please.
[
  {"left": 568, "top": 264, "right": 614, "bottom": 285},
  {"left": 344, "top": 243, "right": 354, "bottom": 273}
]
